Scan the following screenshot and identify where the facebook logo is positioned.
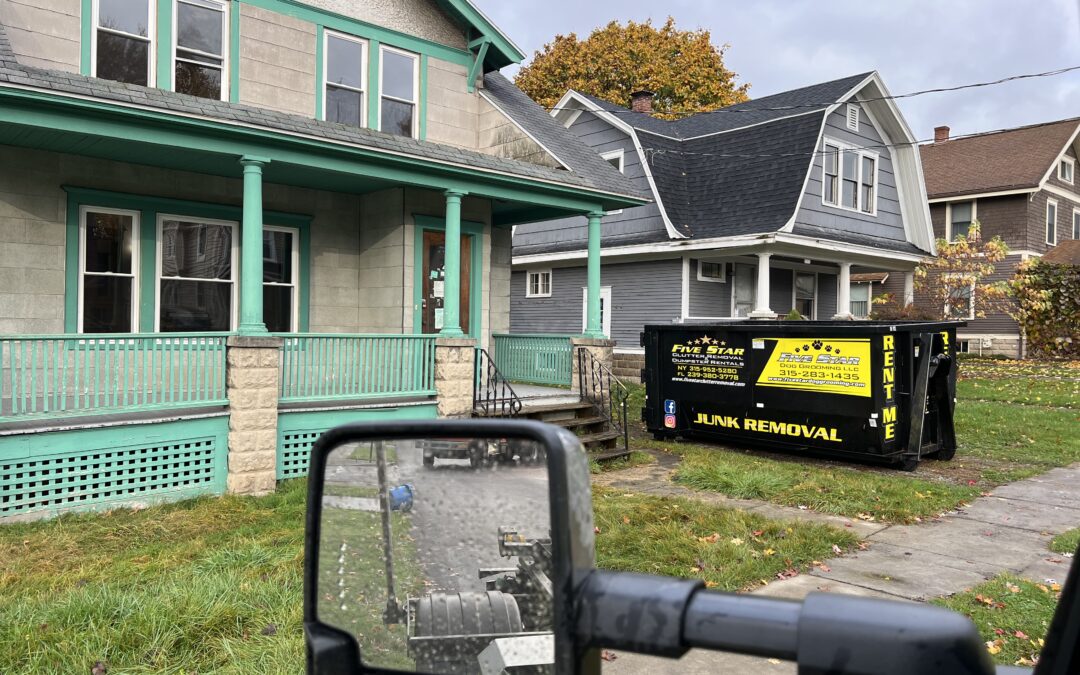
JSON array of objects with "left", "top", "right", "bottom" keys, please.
[{"left": 664, "top": 399, "right": 677, "bottom": 415}]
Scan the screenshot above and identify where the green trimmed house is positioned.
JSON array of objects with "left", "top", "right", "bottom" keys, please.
[{"left": 0, "top": 0, "right": 647, "bottom": 520}]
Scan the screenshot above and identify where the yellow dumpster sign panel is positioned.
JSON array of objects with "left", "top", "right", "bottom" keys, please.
[{"left": 755, "top": 338, "right": 872, "bottom": 397}]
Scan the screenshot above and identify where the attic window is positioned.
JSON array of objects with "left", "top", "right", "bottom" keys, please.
[
  {"left": 1060, "top": 157, "right": 1075, "bottom": 185},
  {"left": 601, "top": 149, "right": 625, "bottom": 173},
  {"left": 846, "top": 104, "right": 859, "bottom": 131}
]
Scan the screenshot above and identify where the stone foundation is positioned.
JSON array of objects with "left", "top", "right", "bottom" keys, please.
[
  {"left": 225, "top": 335, "right": 283, "bottom": 496},
  {"left": 435, "top": 337, "right": 477, "bottom": 417},
  {"left": 571, "top": 337, "right": 615, "bottom": 392},
  {"left": 612, "top": 351, "right": 644, "bottom": 382}
]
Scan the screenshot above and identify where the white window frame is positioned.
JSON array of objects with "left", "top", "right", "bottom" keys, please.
[
  {"left": 525, "top": 269, "right": 552, "bottom": 298},
  {"left": 377, "top": 44, "right": 419, "bottom": 139},
  {"left": 155, "top": 214, "right": 239, "bottom": 331},
  {"left": 845, "top": 103, "right": 859, "bottom": 131},
  {"left": 171, "top": 0, "right": 230, "bottom": 101},
  {"left": 849, "top": 281, "right": 872, "bottom": 318},
  {"left": 91, "top": 0, "right": 156, "bottom": 86},
  {"left": 1073, "top": 207, "right": 1080, "bottom": 240},
  {"left": 1059, "top": 157, "right": 1075, "bottom": 185},
  {"left": 943, "top": 274, "right": 975, "bottom": 321},
  {"left": 581, "top": 286, "right": 612, "bottom": 337},
  {"left": 321, "top": 29, "right": 368, "bottom": 125},
  {"left": 792, "top": 271, "right": 818, "bottom": 320},
  {"left": 696, "top": 260, "right": 726, "bottom": 283},
  {"left": 78, "top": 206, "right": 141, "bottom": 333},
  {"left": 820, "top": 137, "right": 878, "bottom": 215},
  {"left": 1046, "top": 198, "right": 1058, "bottom": 246},
  {"left": 946, "top": 200, "right": 977, "bottom": 242},
  {"left": 599, "top": 149, "right": 626, "bottom": 216},
  {"left": 263, "top": 225, "right": 300, "bottom": 332}
]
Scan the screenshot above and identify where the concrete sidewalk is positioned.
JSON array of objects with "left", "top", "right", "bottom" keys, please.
[{"left": 600, "top": 463, "right": 1080, "bottom": 674}]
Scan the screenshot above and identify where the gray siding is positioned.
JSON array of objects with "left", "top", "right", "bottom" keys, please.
[
  {"left": 510, "top": 258, "right": 681, "bottom": 346},
  {"left": 687, "top": 259, "right": 731, "bottom": 317},
  {"left": 512, "top": 111, "right": 666, "bottom": 252},
  {"left": 770, "top": 268, "right": 793, "bottom": 314},
  {"left": 795, "top": 102, "right": 907, "bottom": 243}
]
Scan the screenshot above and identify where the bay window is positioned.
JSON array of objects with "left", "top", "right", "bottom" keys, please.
[
  {"left": 379, "top": 46, "right": 418, "bottom": 138},
  {"left": 174, "top": 0, "right": 228, "bottom": 100},
  {"left": 80, "top": 207, "right": 138, "bottom": 333},
  {"left": 158, "top": 217, "right": 235, "bottom": 331},
  {"left": 94, "top": 0, "right": 153, "bottom": 86},
  {"left": 263, "top": 227, "right": 298, "bottom": 332},
  {"left": 324, "top": 31, "right": 367, "bottom": 127}
]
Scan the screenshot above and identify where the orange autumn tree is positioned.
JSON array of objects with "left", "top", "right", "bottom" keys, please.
[{"left": 515, "top": 17, "right": 749, "bottom": 119}]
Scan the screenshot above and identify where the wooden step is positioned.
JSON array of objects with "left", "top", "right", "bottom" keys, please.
[
  {"left": 577, "top": 429, "right": 621, "bottom": 446},
  {"left": 549, "top": 415, "right": 606, "bottom": 430},
  {"left": 589, "top": 448, "right": 632, "bottom": 462}
]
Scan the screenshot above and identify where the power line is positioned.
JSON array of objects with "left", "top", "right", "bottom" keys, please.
[
  {"left": 544, "top": 65, "right": 1080, "bottom": 118},
  {"left": 637, "top": 118, "right": 1079, "bottom": 162}
]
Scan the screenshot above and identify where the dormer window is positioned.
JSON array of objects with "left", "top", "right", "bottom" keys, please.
[
  {"left": 821, "top": 138, "right": 877, "bottom": 215},
  {"left": 1060, "top": 157, "right": 1075, "bottom": 185},
  {"left": 379, "top": 46, "right": 419, "bottom": 138},
  {"left": 324, "top": 31, "right": 368, "bottom": 127},
  {"left": 174, "top": 0, "right": 228, "bottom": 100},
  {"left": 94, "top": 0, "right": 154, "bottom": 86}
]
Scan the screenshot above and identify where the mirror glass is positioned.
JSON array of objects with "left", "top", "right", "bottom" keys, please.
[{"left": 319, "top": 436, "right": 554, "bottom": 674}]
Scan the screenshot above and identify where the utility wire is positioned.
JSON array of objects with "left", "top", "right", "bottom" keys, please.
[
  {"left": 638, "top": 117, "right": 1080, "bottom": 162},
  {"left": 543, "top": 65, "right": 1080, "bottom": 117}
]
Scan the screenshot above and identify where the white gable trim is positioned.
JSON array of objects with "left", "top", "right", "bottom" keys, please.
[
  {"left": 1037, "top": 123, "right": 1080, "bottom": 188},
  {"left": 928, "top": 187, "right": 1039, "bottom": 203},
  {"left": 552, "top": 90, "right": 687, "bottom": 239},
  {"left": 477, "top": 89, "right": 571, "bottom": 170}
]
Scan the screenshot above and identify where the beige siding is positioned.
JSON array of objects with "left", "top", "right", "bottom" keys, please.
[
  {"left": 238, "top": 4, "right": 317, "bottom": 117},
  {"left": 489, "top": 223, "right": 511, "bottom": 336},
  {"left": 0, "top": 0, "right": 80, "bottom": 72},
  {"left": 303, "top": 0, "right": 466, "bottom": 50},
  {"left": 425, "top": 57, "right": 477, "bottom": 149},
  {"left": 477, "top": 95, "right": 560, "bottom": 168}
]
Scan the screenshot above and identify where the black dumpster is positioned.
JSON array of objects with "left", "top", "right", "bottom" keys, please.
[{"left": 641, "top": 321, "right": 964, "bottom": 470}]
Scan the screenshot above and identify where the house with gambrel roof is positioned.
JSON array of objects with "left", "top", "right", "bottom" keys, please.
[{"left": 510, "top": 72, "right": 935, "bottom": 374}]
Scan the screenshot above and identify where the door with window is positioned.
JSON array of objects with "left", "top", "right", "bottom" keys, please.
[
  {"left": 795, "top": 273, "right": 816, "bottom": 319},
  {"left": 732, "top": 264, "right": 756, "bottom": 317},
  {"left": 581, "top": 287, "right": 612, "bottom": 337},
  {"left": 419, "top": 230, "right": 471, "bottom": 334}
]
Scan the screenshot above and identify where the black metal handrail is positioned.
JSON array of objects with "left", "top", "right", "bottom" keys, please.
[
  {"left": 473, "top": 347, "right": 523, "bottom": 417},
  {"left": 576, "top": 348, "right": 630, "bottom": 452}
]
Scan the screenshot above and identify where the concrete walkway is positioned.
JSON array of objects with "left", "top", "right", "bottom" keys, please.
[{"left": 597, "top": 460, "right": 1080, "bottom": 674}]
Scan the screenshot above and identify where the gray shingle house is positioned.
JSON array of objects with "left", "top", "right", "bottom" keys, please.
[{"left": 511, "top": 72, "right": 936, "bottom": 370}]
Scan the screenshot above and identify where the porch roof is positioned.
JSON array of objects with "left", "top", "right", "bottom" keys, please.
[{"left": 0, "top": 24, "right": 647, "bottom": 221}]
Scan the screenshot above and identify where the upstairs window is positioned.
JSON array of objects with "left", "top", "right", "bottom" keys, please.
[
  {"left": 600, "top": 149, "right": 625, "bottom": 214},
  {"left": 379, "top": 46, "right": 418, "bottom": 138},
  {"left": 948, "top": 201, "right": 975, "bottom": 241},
  {"left": 945, "top": 278, "right": 974, "bottom": 320},
  {"left": 174, "top": 0, "right": 228, "bottom": 100},
  {"left": 1060, "top": 158, "right": 1075, "bottom": 185},
  {"left": 324, "top": 31, "right": 367, "bottom": 127},
  {"left": 1074, "top": 208, "right": 1079, "bottom": 240},
  {"left": 1046, "top": 199, "right": 1058, "bottom": 246},
  {"left": 860, "top": 156, "right": 875, "bottom": 214},
  {"left": 822, "top": 144, "right": 839, "bottom": 205},
  {"left": 526, "top": 270, "right": 551, "bottom": 298},
  {"left": 94, "top": 0, "right": 153, "bottom": 86},
  {"left": 822, "top": 140, "right": 877, "bottom": 214},
  {"left": 80, "top": 207, "right": 139, "bottom": 333}
]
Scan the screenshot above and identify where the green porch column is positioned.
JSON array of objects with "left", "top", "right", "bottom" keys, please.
[
  {"left": 239, "top": 156, "right": 271, "bottom": 335},
  {"left": 440, "top": 189, "right": 467, "bottom": 337},
  {"left": 584, "top": 211, "right": 605, "bottom": 338}
]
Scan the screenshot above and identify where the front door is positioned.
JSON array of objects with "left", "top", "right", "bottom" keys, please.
[{"left": 420, "top": 230, "right": 471, "bottom": 334}]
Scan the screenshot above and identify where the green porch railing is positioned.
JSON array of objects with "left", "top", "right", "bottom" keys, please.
[
  {"left": 492, "top": 334, "right": 574, "bottom": 386},
  {"left": 0, "top": 333, "right": 230, "bottom": 424},
  {"left": 275, "top": 334, "right": 437, "bottom": 403}
]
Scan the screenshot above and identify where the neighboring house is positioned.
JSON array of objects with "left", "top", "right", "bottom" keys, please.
[
  {"left": 511, "top": 72, "right": 936, "bottom": 371},
  {"left": 0, "top": 0, "right": 647, "bottom": 518},
  {"left": 918, "top": 118, "right": 1080, "bottom": 357}
]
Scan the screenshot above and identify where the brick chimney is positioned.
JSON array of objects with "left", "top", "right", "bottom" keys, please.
[
  {"left": 630, "top": 90, "right": 655, "bottom": 114},
  {"left": 934, "top": 125, "right": 950, "bottom": 143}
]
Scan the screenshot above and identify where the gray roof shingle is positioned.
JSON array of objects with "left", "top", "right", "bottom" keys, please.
[{"left": 0, "top": 22, "right": 644, "bottom": 201}]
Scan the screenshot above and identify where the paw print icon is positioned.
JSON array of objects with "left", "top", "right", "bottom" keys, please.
[{"left": 812, "top": 340, "right": 823, "bottom": 350}]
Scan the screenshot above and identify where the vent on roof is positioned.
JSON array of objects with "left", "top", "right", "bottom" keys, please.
[{"left": 846, "top": 104, "right": 859, "bottom": 131}]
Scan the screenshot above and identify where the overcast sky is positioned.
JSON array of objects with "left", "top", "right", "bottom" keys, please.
[{"left": 475, "top": 0, "right": 1080, "bottom": 141}]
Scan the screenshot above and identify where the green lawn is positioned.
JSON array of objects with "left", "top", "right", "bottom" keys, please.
[
  {"left": 622, "top": 359, "right": 1079, "bottom": 523},
  {"left": 590, "top": 449, "right": 655, "bottom": 474},
  {"left": 593, "top": 487, "right": 859, "bottom": 591},
  {"left": 1051, "top": 528, "right": 1080, "bottom": 555},
  {"left": 933, "top": 575, "right": 1060, "bottom": 667}
]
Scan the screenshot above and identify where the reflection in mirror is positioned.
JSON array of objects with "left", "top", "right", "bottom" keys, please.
[{"left": 319, "top": 436, "right": 554, "bottom": 674}]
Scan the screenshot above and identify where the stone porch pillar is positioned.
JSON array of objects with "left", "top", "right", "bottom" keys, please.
[
  {"left": 435, "top": 337, "right": 476, "bottom": 417},
  {"left": 584, "top": 211, "right": 605, "bottom": 338},
  {"left": 239, "top": 156, "right": 270, "bottom": 336},
  {"left": 440, "top": 189, "right": 467, "bottom": 337},
  {"left": 226, "top": 335, "right": 282, "bottom": 495},
  {"left": 571, "top": 336, "right": 615, "bottom": 394},
  {"left": 903, "top": 271, "right": 915, "bottom": 306},
  {"left": 749, "top": 252, "right": 776, "bottom": 319},
  {"left": 834, "top": 262, "right": 853, "bottom": 319}
]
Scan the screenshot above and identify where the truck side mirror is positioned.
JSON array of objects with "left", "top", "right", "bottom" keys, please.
[{"left": 303, "top": 419, "right": 1000, "bottom": 675}]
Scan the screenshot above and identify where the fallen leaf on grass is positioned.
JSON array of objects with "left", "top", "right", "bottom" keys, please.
[
  {"left": 751, "top": 530, "right": 764, "bottom": 537},
  {"left": 705, "top": 581, "right": 719, "bottom": 589},
  {"left": 697, "top": 532, "right": 720, "bottom": 544},
  {"left": 986, "top": 639, "right": 1003, "bottom": 655},
  {"left": 763, "top": 548, "right": 776, "bottom": 556},
  {"left": 730, "top": 537, "right": 744, "bottom": 546},
  {"left": 622, "top": 516, "right": 631, "bottom": 524},
  {"left": 1014, "top": 631, "right": 1028, "bottom": 639},
  {"left": 832, "top": 544, "right": 843, "bottom": 555},
  {"left": 1006, "top": 583, "right": 1021, "bottom": 593}
]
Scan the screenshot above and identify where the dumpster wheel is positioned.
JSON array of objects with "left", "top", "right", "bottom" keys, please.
[
  {"left": 897, "top": 454, "right": 919, "bottom": 472},
  {"left": 412, "top": 590, "right": 524, "bottom": 672}
]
